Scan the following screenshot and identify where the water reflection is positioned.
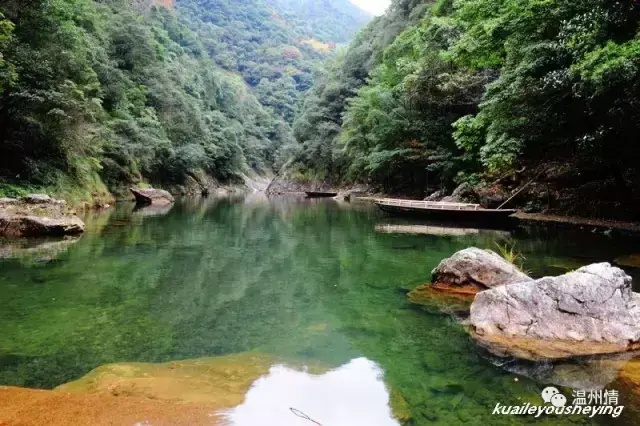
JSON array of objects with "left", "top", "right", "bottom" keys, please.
[
  {"left": 132, "top": 202, "right": 174, "bottom": 218},
  {"left": 222, "top": 358, "right": 399, "bottom": 426},
  {"left": 0, "top": 236, "right": 81, "bottom": 264},
  {"left": 484, "top": 349, "right": 640, "bottom": 391},
  {"left": 374, "top": 223, "right": 512, "bottom": 238}
]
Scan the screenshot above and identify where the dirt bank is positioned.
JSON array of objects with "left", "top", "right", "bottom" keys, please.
[{"left": 515, "top": 212, "right": 640, "bottom": 234}]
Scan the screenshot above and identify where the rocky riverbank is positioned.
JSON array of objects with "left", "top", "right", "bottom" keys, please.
[
  {"left": 410, "top": 248, "right": 640, "bottom": 360},
  {"left": 0, "top": 352, "right": 410, "bottom": 426},
  {"left": 0, "top": 352, "right": 275, "bottom": 426},
  {"left": 471, "top": 263, "right": 640, "bottom": 360},
  {"left": 405, "top": 247, "right": 640, "bottom": 414},
  {"left": 354, "top": 180, "right": 640, "bottom": 234},
  {"left": 0, "top": 195, "right": 84, "bottom": 237}
]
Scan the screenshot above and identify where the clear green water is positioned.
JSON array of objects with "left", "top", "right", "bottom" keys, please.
[{"left": 1, "top": 195, "right": 639, "bottom": 425}]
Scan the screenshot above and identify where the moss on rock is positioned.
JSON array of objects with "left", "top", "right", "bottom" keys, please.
[{"left": 56, "top": 352, "right": 278, "bottom": 406}]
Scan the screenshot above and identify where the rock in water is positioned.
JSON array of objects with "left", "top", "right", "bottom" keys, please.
[
  {"left": 130, "top": 187, "right": 175, "bottom": 206},
  {"left": 431, "top": 247, "right": 531, "bottom": 294},
  {"left": 0, "top": 194, "right": 84, "bottom": 237},
  {"left": 0, "top": 216, "right": 85, "bottom": 237},
  {"left": 471, "top": 263, "right": 640, "bottom": 359}
]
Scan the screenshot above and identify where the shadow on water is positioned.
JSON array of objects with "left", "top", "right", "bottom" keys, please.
[{"left": 0, "top": 195, "right": 639, "bottom": 424}]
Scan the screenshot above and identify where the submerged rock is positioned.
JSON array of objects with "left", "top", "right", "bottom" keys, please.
[
  {"left": 47, "top": 352, "right": 408, "bottom": 425},
  {"left": 484, "top": 350, "right": 637, "bottom": 391},
  {"left": 611, "top": 358, "right": 640, "bottom": 420},
  {"left": 430, "top": 247, "right": 532, "bottom": 295},
  {"left": 57, "top": 352, "right": 277, "bottom": 405},
  {"left": 408, "top": 283, "right": 474, "bottom": 316},
  {"left": 471, "top": 263, "right": 640, "bottom": 359},
  {"left": 130, "top": 187, "right": 175, "bottom": 206}
]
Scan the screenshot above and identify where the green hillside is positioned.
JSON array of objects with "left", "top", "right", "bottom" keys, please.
[
  {"left": 0, "top": 0, "right": 370, "bottom": 200},
  {"left": 294, "top": 0, "right": 640, "bottom": 219}
]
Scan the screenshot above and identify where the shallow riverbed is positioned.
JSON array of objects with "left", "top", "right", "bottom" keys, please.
[{"left": 1, "top": 195, "right": 639, "bottom": 425}]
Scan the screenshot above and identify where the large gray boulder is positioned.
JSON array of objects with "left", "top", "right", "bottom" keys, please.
[
  {"left": 431, "top": 247, "right": 532, "bottom": 293},
  {"left": 0, "top": 215, "right": 85, "bottom": 237},
  {"left": 0, "top": 194, "right": 83, "bottom": 237},
  {"left": 489, "top": 351, "right": 637, "bottom": 391},
  {"left": 423, "top": 189, "right": 445, "bottom": 201},
  {"left": 130, "top": 188, "right": 175, "bottom": 206},
  {"left": 440, "top": 182, "right": 478, "bottom": 203},
  {"left": 471, "top": 263, "right": 640, "bottom": 359}
]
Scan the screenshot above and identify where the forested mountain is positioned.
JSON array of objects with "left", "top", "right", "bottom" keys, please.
[
  {"left": 0, "top": 0, "right": 370, "bottom": 200},
  {"left": 293, "top": 0, "right": 431, "bottom": 182},
  {"left": 265, "top": 0, "right": 371, "bottom": 43},
  {"left": 176, "top": 0, "right": 369, "bottom": 123},
  {"left": 295, "top": 0, "right": 640, "bottom": 218}
]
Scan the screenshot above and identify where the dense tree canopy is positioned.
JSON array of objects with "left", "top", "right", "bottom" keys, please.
[
  {"left": 450, "top": 0, "right": 640, "bottom": 188},
  {"left": 295, "top": 0, "right": 640, "bottom": 216},
  {"left": 293, "top": 0, "right": 432, "bottom": 182},
  {"left": 5, "top": 0, "right": 640, "bottom": 217},
  {"left": 0, "top": 0, "right": 274, "bottom": 190},
  {"left": 177, "top": 0, "right": 369, "bottom": 122},
  {"left": 265, "top": 0, "right": 371, "bottom": 44},
  {"left": 0, "top": 0, "right": 369, "bottom": 196}
]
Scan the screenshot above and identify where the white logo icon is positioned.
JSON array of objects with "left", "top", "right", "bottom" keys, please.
[
  {"left": 541, "top": 387, "right": 560, "bottom": 403},
  {"left": 550, "top": 393, "right": 567, "bottom": 408}
]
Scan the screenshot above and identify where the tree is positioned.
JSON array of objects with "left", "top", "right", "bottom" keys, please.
[
  {"left": 450, "top": 0, "right": 640, "bottom": 194},
  {"left": 0, "top": 13, "right": 15, "bottom": 92}
]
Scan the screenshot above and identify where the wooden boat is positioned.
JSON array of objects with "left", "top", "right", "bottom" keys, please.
[
  {"left": 305, "top": 191, "right": 338, "bottom": 198},
  {"left": 375, "top": 198, "right": 517, "bottom": 222}
]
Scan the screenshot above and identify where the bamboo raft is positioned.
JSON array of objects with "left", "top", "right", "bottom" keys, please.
[{"left": 374, "top": 198, "right": 517, "bottom": 223}]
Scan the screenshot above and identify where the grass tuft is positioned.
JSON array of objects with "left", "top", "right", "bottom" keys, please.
[{"left": 495, "top": 242, "right": 529, "bottom": 273}]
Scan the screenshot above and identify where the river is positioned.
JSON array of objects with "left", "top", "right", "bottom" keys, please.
[{"left": 1, "top": 195, "right": 639, "bottom": 425}]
